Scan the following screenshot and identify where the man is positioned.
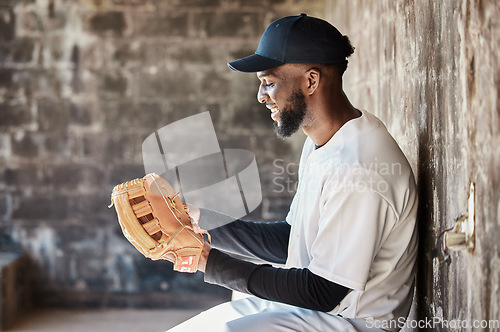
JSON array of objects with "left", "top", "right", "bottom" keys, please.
[{"left": 169, "top": 14, "right": 418, "bottom": 332}]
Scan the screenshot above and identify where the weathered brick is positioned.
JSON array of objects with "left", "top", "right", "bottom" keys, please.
[
  {"left": 135, "top": 71, "right": 198, "bottom": 100},
  {"left": 122, "top": 41, "right": 168, "bottom": 67},
  {"left": 0, "top": 43, "right": 9, "bottom": 62},
  {"left": 0, "top": 190, "right": 10, "bottom": 221},
  {"left": 3, "top": 164, "right": 42, "bottom": 187},
  {"left": 8, "top": 70, "right": 35, "bottom": 100},
  {"left": 105, "top": 101, "right": 162, "bottom": 129},
  {"left": 73, "top": 193, "right": 114, "bottom": 219},
  {"left": 104, "top": 134, "right": 143, "bottom": 162},
  {"left": 45, "top": 163, "right": 106, "bottom": 191},
  {"left": 44, "top": 132, "right": 71, "bottom": 157},
  {"left": 101, "top": 73, "right": 127, "bottom": 96},
  {"left": 0, "top": 101, "right": 32, "bottom": 128},
  {"left": 80, "top": 133, "right": 139, "bottom": 163},
  {"left": 69, "top": 102, "right": 92, "bottom": 126},
  {"left": 89, "top": 11, "right": 126, "bottom": 36},
  {"left": 166, "top": 100, "right": 212, "bottom": 124},
  {"left": 0, "top": 8, "right": 15, "bottom": 41},
  {"left": 220, "top": 0, "right": 276, "bottom": 7},
  {"left": 37, "top": 98, "right": 70, "bottom": 132},
  {"left": 111, "top": 0, "right": 153, "bottom": 5},
  {"left": 134, "top": 12, "right": 188, "bottom": 37},
  {"left": 167, "top": 42, "right": 212, "bottom": 64},
  {"left": 193, "top": 12, "right": 265, "bottom": 38},
  {"left": 17, "top": 7, "right": 43, "bottom": 32},
  {"left": 46, "top": 34, "right": 65, "bottom": 62},
  {"left": 112, "top": 41, "right": 141, "bottom": 64},
  {"left": 0, "top": 69, "right": 13, "bottom": 87},
  {"left": 0, "top": 133, "right": 11, "bottom": 159},
  {"left": 78, "top": 40, "right": 108, "bottom": 71},
  {"left": 11, "top": 37, "right": 35, "bottom": 63},
  {"left": 11, "top": 133, "right": 40, "bottom": 158},
  {"left": 80, "top": 133, "right": 106, "bottom": 159},
  {"left": 82, "top": 165, "right": 108, "bottom": 188},
  {"left": 46, "top": 164, "right": 83, "bottom": 188},
  {"left": 200, "top": 71, "right": 230, "bottom": 98},
  {"left": 108, "top": 164, "right": 145, "bottom": 185},
  {"left": 46, "top": 7, "right": 67, "bottom": 31},
  {"left": 172, "top": 0, "right": 221, "bottom": 7},
  {"left": 12, "top": 193, "right": 69, "bottom": 220}
]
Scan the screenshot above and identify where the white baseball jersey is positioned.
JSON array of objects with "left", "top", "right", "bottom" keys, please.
[
  {"left": 169, "top": 110, "right": 418, "bottom": 332},
  {"left": 285, "top": 109, "right": 418, "bottom": 331}
]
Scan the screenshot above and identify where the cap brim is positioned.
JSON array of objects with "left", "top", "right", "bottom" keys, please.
[{"left": 227, "top": 54, "right": 284, "bottom": 73}]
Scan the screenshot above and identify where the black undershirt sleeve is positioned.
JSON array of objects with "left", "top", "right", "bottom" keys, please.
[
  {"left": 208, "top": 219, "right": 290, "bottom": 264},
  {"left": 197, "top": 208, "right": 290, "bottom": 264},
  {"left": 205, "top": 249, "right": 350, "bottom": 312}
]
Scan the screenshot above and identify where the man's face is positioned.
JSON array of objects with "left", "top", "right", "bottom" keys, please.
[{"left": 256, "top": 65, "right": 308, "bottom": 138}]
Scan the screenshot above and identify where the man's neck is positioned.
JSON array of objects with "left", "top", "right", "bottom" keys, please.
[{"left": 303, "top": 91, "right": 360, "bottom": 146}]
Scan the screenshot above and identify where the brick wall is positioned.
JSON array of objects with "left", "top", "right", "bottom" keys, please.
[
  {"left": 7, "top": 0, "right": 498, "bottom": 322},
  {"left": 326, "top": 0, "right": 499, "bottom": 329},
  {"left": 0, "top": 0, "right": 324, "bottom": 308}
]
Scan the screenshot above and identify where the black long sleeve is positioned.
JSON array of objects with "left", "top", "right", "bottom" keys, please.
[
  {"left": 209, "top": 220, "right": 290, "bottom": 264},
  {"left": 198, "top": 208, "right": 290, "bottom": 263},
  {"left": 205, "top": 249, "right": 350, "bottom": 312}
]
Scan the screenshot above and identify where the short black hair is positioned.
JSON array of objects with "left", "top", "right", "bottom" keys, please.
[{"left": 334, "top": 35, "right": 355, "bottom": 75}]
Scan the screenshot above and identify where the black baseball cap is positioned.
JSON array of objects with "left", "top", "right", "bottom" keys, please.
[{"left": 228, "top": 13, "right": 347, "bottom": 73}]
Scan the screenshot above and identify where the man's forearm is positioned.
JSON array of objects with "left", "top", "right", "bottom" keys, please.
[
  {"left": 203, "top": 249, "right": 350, "bottom": 312},
  {"left": 205, "top": 218, "right": 291, "bottom": 264}
]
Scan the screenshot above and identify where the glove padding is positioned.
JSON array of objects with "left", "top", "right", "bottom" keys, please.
[{"left": 109, "top": 173, "right": 209, "bottom": 273}]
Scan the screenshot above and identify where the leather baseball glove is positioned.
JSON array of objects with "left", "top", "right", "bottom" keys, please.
[{"left": 109, "top": 173, "right": 210, "bottom": 273}]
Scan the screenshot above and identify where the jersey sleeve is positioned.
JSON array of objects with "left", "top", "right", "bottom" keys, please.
[{"left": 308, "top": 183, "right": 397, "bottom": 291}]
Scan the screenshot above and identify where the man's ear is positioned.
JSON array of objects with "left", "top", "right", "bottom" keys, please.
[{"left": 305, "top": 68, "right": 320, "bottom": 95}]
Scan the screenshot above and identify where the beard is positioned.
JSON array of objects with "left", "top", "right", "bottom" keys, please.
[{"left": 273, "top": 89, "right": 308, "bottom": 138}]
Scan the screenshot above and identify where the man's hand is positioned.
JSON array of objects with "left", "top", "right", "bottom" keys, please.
[
  {"left": 186, "top": 204, "right": 202, "bottom": 231},
  {"left": 197, "top": 240, "right": 212, "bottom": 273},
  {"left": 185, "top": 204, "right": 212, "bottom": 273}
]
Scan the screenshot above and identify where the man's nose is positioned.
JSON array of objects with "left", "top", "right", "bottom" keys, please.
[{"left": 257, "top": 85, "right": 267, "bottom": 104}]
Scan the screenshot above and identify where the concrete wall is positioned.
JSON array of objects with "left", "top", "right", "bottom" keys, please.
[
  {"left": 326, "top": 0, "right": 499, "bottom": 329},
  {"left": 0, "top": 0, "right": 324, "bottom": 307}
]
